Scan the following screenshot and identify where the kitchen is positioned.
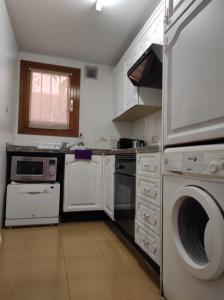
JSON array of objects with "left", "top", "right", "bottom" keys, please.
[{"left": 1, "top": 0, "right": 224, "bottom": 300}]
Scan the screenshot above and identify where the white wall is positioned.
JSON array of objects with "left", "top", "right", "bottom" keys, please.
[
  {"left": 0, "top": 0, "right": 18, "bottom": 225},
  {"left": 132, "top": 110, "right": 162, "bottom": 146},
  {"left": 14, "top": 52, "right": 133, "bottom": 149}
]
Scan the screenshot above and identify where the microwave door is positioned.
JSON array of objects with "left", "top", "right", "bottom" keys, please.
[
  {"left": 16, "top": 160, "right": 44, "bottom": 177},
  {"left": 11, "top": 157, "right": 46, "bottom": 181}
]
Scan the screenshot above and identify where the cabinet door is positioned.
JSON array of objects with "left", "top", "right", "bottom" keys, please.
[
  {"left": 138, "top": 4, "right": 164, "bottom": 57},
  {"left": 135, "top": 220, "right": 160, "bottom": 265},
  {"left": 164, "top": 0, "right": 224, "bottom": 146},
  {"left": 112, "top": 68, "right": 119, "bottom": 117},
  {"left": 165, "top": 0, "right": 195, "bottom": 31},
  {"left": 125, "top": 49, "right": 139, "bottom": 110},
  {"left": 136, "top": 199, "right": 160, "bottom": 236},
  {"left": 112, "top": 64, "right": 125, "bottom": 118},
  {"left": 136, "top": 176, "right": 161, "bottom": 207},
  {"left": 63, "top": 155, "right": 103, "bottom": 212},
  {"left": 103, "top": 156, "right": 115, "bottom": 220},
  {"left": 137, "top": 153, "right": 161, "bottom": 178}
]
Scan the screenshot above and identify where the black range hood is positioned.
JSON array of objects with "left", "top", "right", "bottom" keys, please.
[{"left": 128, "top": 43, "right": 163, "bottom": 89}]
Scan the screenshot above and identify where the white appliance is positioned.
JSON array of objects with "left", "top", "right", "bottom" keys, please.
[
  {"left": 163, "top": 145, "right": 224, "bottom": 300},
  {"left": 164, "top": 0, "right": 224, "bottom": 145},
  {"left": 11, "top": 156, "right": 57, "bottom": 182},
  {"left": 5, "top": 183, "right": 60, "bottom": 226}
]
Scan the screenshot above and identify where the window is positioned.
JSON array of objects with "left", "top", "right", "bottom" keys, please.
[{"left": 18, "top": 60, "right": 80, "bottom": 137}]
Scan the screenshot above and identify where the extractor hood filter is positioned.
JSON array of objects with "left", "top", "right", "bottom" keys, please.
[{"left": 128, "top": 43, "right": 163, "bottom": 89}]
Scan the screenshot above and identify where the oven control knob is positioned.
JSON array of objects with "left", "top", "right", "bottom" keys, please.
[{"left": 208, "top": 161, "right": 219, "bottom": 173}]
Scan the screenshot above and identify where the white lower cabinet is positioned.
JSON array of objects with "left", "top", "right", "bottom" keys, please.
[
  {"left": 63, "top": 155, "right": 103, "bottom": 212},
  {"left": 103, "top": 155, "right": 115, "bottom": 220},
  {"left": 136, "top": 199, "right": 160, "bottom": 236},
  {"left": 136, "top": 176, "right": 161, "bottom": 207},
  {"left": 137, "top": 153, "right": 161, "bottom": 178},
  {"left": 135, "top": 153, "right": 161, "bottom": 266},
  {"left": 135, "top": 220, "right": 160, "bottom": 265}
]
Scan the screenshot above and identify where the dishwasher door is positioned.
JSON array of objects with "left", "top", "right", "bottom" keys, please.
[{"left": 5, "top": 183, "right": 60, "bottom": 226}]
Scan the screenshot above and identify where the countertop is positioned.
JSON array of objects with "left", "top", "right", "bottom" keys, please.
[{"left": 6, "top": 143, "right": 161, "bottom": 155}]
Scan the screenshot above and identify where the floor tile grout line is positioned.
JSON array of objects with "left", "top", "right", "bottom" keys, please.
[
  {"left": 61, "top": 231, "right": 72, "bottom": 300},
  {"left": 114, "top": 273, "right": 133, "bottom": 300},
  {"left": 99, "top": 234, "right": 132, "bottom": 300}
]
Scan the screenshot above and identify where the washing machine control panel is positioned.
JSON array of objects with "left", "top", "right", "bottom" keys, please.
[{"left": 164, "top": 145, "right": 224, "bottom": 178}]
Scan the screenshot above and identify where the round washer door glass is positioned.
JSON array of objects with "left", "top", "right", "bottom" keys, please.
[{"left": 170, "top": 186, "right": 224, "bottom": 280}]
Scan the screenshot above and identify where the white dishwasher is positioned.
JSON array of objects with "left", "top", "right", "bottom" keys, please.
[{"left": 5, "top": 183, "right": 60, "bottom": 226}]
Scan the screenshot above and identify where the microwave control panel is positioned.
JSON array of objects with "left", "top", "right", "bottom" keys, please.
[{"left": 48, "top": 159, "right": 57, "bottom": 177}]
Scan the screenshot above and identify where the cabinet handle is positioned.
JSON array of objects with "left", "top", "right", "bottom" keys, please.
[
  {"left": 69, "top": 99, "right": 74, "bottom": 112},
  {"left": 143, "top": 239, "right": 149, "bottom": 247},
  {"left": 27, "top": 192, "right": 41, "bottom": 195},
  {"left": 154, "top": 189, "right": 158, "bottom": 197},
  {"left": 143, "top": 213, "right": 150, "bottom": 220},
  {"left": 152, "top": 216, "right": 157, "bottom": 226},
  {"left": 153, "top": 244, "right": 157, "bottom": 254}
]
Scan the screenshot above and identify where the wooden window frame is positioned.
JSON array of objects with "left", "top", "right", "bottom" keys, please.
[{"left": 18, "top": 60, "right": 80, "bottom": 137}]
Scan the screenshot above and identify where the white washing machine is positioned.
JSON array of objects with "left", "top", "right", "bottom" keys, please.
[{"left": 163, "top": 145, "right": 224, "bottom": 300}]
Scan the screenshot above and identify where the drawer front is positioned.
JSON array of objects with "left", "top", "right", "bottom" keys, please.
[
  {"left": 136, "top": 199, "right": 160, "bottom": 236},
  {"left": 137, "top": 153, "right": 161, "bottom": 178},
  {"left": 135, "top": 221, "right": 160, "bottom": 265},
  {"left": 136, "top": 176, "right": 161, "bottom": 207}
]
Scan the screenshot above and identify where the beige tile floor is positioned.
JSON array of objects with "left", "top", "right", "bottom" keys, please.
[{"left": 0, "top": 221, "right": 160, "bottom": 300}]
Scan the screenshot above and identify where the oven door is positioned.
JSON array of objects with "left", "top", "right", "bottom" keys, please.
[
  {"left": 114, "top": 173, "right": 136, "bottom": 239},
  {"left": 11, "top": 157, "right": 47, "bottom": 182}
]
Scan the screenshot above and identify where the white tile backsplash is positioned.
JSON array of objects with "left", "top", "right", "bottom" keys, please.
[{"left": 132, "top": 110, "right": 162, "bottom": 146}]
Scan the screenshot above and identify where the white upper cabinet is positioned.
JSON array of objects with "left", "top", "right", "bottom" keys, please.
[
  {"left": 112, "top": 1, "right": 164, "bottom": 121},
  {"left": 103, "top": 155, "right": 115, "bottom": 220},
  {"left": 165, "top": 0, "right": 195, "bottom": 31},
  {"left": 112, "top": 63, "right": 125, "bottom": 118},
  {"left": 164, "top": 0, "right": 224, "bottom": 145},
  {"left": 63, "top": 155, "right": 103, "bottom": 212},
  {"left": 138, "top": 6, "right": 164, "bottom": 56},
  {"left": 124, "top": 49, "right": 139, "bottom": 110}
]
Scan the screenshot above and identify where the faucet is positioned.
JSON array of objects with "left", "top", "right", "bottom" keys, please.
[{"left": 61, "top": 141, "right": 84, "bottom": 150}]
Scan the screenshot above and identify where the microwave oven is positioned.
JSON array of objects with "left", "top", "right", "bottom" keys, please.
[{"left": 10, "top": 156, "right": 57, "bottom": 182}]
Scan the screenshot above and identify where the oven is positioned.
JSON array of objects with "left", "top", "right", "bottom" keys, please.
[
  {"left": 10, "top": 156, "right": 57, "bottom": 182},
  {"left": 114, "top": 154, "right": 136, "bottom": 240}
]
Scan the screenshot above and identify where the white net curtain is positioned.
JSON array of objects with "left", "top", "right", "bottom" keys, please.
[{"left": 29, "top": 69, "right": 71, "bottom": 130}]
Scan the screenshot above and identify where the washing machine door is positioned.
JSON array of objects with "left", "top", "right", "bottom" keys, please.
[{"left": 170, "top": 186, "right": 224, "bottom": 280}]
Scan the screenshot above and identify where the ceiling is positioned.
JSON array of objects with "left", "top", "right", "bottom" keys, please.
[{"left": 6, "top": 0, "right": 160, "bottom": 65}]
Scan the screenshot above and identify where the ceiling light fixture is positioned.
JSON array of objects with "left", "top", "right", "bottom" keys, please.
[
  {"left": 96, "top": 0, "right": 103, "bottom": 11},
  {"left": 95, "top": 0, "right": 117, "bottom": 12}
]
